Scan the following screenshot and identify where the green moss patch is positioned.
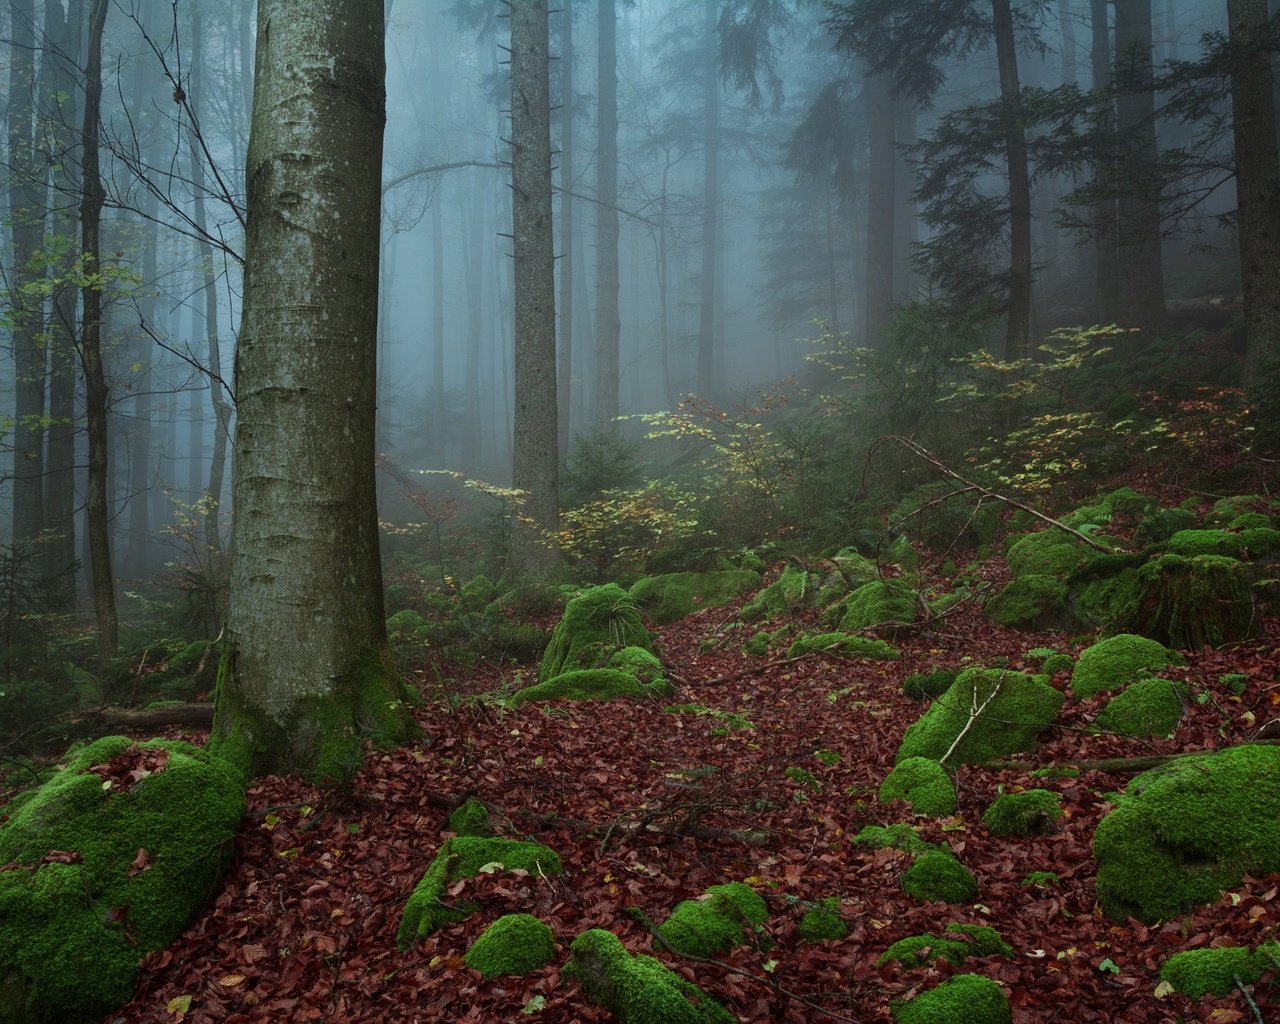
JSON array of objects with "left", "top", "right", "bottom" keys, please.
[
  {"left": 877, "top": 923, "right": 1013, "bottom": 968},
  {"left": 981, "top": 789, "right": 1063, "bottom": 836},
  {"left": 1132, "top": 554, "right": 1257, "bottom": 649},
  {"left": 1167, "top": 528, "right": 1248, "bottom": 559},
  {"left": 797, "top": 897, "right": 847, "bottom": 942},
  {"left": 739, "top": 565, "right": 818, "bottom": 622},
  {"left": 1135, "top": 506, "right": 1198, "bottom": 544},
  {"left": 786, "top": 632, "right": 900, "bottom": 660},
  {"left": 879, "top": 757, "right": 957, "bottom": 817},
  {"left": 1021, "top": 870, "right": 1061, "bottom": 889},
  {"left": 1159, "top": 942, "right": 1280, "bottom": 998},
  {"left": 985, "top": 574, "right": 1068, "bottom": 630},
  {"left": 1071, "top": 567, "right": 1142, "bottom": 632},
  {"left": 628, "top": 569, "right": 760, "bottom": 625},
  {"left": 655, "top": 882, "right": 768, "bottom": 958},
  {"left": 835, "top": 579, "right": 918, "bottom": 632},
  {"left": 1070, "top": 634, "right": 1178, "bottom": 699},
  {"left": 396, "top": 837, "right": 563, "bottom": 948},
  {"left": 1006, "top": 529, "right": 1106, "bottom": 579},
  {"left": 853, "top": 824, "right": 937, "bottom": 856},
  {"left": 1095, "top": 678, "right": 1189, "bottom": 738},
  {"left": 901, "top": 850, "right": 978, "bottom": 903},
  {"left": 0, "top": 737, "right": 245, "bottom": 1022},
  {"left": 891, "top": 973, "right": 1010, "bottom": 1024},
  {"left": 512, "top": 666, "right": 673, "bottom": 704},
  {"left": 568, "top": 929, "right": 734, "bottom": 1024},
  {"left": 538, "top": 584, "right": 653, "bottom": 682},
  {"left": 463, "top": 914, "right": 556, "bottom": 978},
  {"left": 896, "top": 669, "right": 1064, "bottom": 766},
  {"left": 890, "top": 483, "right": 1000, "bottom": 551},
  {"left": 1093, "top": 744, "right": 1280, "bottom": 922},
  {"left": 903, "top": 668, "right": 960, "bottom": 702},
  {"left": 448, "top": 798, "right": 494, "bottom": 837}
]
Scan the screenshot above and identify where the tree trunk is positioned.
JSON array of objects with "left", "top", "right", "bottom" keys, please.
[
  {"left": 992, "top": 0, "right": 1033, "bottom": 362},
  {"left": 8, "top": 0, "right": 46, "bottom": 552},
  {"left": 210, "top": 0, "right": 414, "bottom": 781},
  {"left": 510, "top": 0, "right": 560, "bottom": 576},
  {"left": 462, "top": 178, "right": 484, "bottom": 469},
  {"left": 1089, "top": 0, "right": 1120, "bottom": 321},
  {"left": 893, "top": 100, "right": 917, "bottom": 302},
  {"left": 865, "top": 61, "right": 895, "bottom": 346},
  {"left": 1113, "top": 0, "right": 1168, "bottom": 335},
  {"left": 557, "top": 0, "right": 575, "bottom": 456},
  {"left": 81, "top": 0, "right": 116, "bottom": 670},
  {"left": 696, "top": 0, "right": 720, "bottom": 397},
  {"left": 594, "top": 0, "right": 620, "bottom": 423},
  {"left": 1228, "top": 0, "right": 1280, "bottom": 450}
]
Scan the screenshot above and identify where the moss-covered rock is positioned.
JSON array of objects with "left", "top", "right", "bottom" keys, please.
[
  {"left": 1006, "top": 529, "right": 1107, "bottom": 579},
  {"left": 1041, "top": 653, "right": 1074, "bottom": 676},
  {"left": 739, "top": 565, "right": 818, "bottom": 622},
  {"left": 538, "top": 584, "right": 653, "bottom": 683},
  {"left": 879, "top": 757, "right": 957, "bottom": 817},
  {"left": 981, "top": 789, "right": 1063, "bottom": 836},
  {"left": 1070, "top": 633, "right": 1179, "bottom": 699},
  {"left": 877, "top": 924, "right": 1013, "bottom": 968},
  {"left": 891, "top": 974, "right": 1010, "bottom": 1024},
  {"left": 1132, "top": 554, "right": 1258, "bottom": 649},
  {"left": 1063, "top": 488, "right": 1153, "bottom": 530},
  {"left": 852, "top": 824, "right": 936, "bottom": 856},
  {"left": 1095, "top": 678, "right": 1189, "bottom": 738},
  {"left": 463, "top": 914, "right": 556, "bottom": 978},
  {"left": 895, "top": 669, "right": 1064, "bottom": 766},
  {"left": 901, "top": 850, "right": 978, "bottom": 903},
  {"left": 628, "top": 570, "right": 761, "bottom": 625},
  {"left": 984, "top": 575, "right": 1069, "bottom": 630},
  {"left": 786, "top": 632, "right": 900, "bottom": 660},
  {"left": 396, "top": 837, "right": 563, "bottom": 948},
  {"left": 1071, "top": 567, "right": 1142, "bottom": 632},
  {"left": 511, "top": 667, "right": 672, "bottom": 704},
  {"left": 448, "top": 798, "right": 493, "bottom": 837},
  {"left": 0, "top": 737, "right": 245, "bottom": 1023},
  {"left": 1206, "top": 494, "right": 1271, "bottom": 527},
  {"left": 606, "top": 646, "right": 666, "bottom": 686},
  {"left": 902, "top": 668, "right": 960, "bottom": 702},
  {"left": 797, "top": 897, "right": 847, "bottom": 942},
  {"left": 1159, "top": 942, "right": 1280, "bottom": 998},
  {"left": 1167, "top": 529, "right": 1248, "bottom": 559},
  {"left": 655, "top": 882, "right": 767, "bottom": 958},
  {"left": 744, "top": 631, "right": 772, "bottom": 657},
  {"left": 835, "top": 579, "right": 917, "bottom": 632},
  {"left": 567, "top": 929, "right": 734, "bottom": 1024},
  {"left": 1134, "top": 506, "right": 1198, "bottom": 545},
  {"left": 1093, "top": 744, "right": 1280, "bottom": 922}
]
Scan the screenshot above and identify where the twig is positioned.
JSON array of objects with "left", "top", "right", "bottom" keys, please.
[
  {"left": 1234, "top": 973, "right": 1265, "bottom": 1024},
  {"left": 939, "top": 674, "right": 1003, "bottom": 766}
]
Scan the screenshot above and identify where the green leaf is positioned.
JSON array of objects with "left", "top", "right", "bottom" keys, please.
[
  {"left": 1098, "top": 958, "right": 1120, "bottom": 974},
  {"left": 521, "top": 994, "right": 546, "bottom": 1014}
]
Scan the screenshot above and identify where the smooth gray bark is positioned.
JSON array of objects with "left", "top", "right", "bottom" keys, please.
[
  {"left": 696, "top": 0, "right": 719, "bottom": 396},
  {"left": 595, "top": 0, "right": 620, "bottom": 423},
  {"left": 865, "top": 63, "right": 895, "bottom": 345},
  {"left": 1089, "top": 0, "right": 1119, "bottom": 320},
  {"left": 557, "top": 1, "right": 575, "bottom": 456}
]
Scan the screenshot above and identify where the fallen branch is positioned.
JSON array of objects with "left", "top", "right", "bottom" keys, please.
[
  {"left": 940, "top": 675, "right": 1003, "bottom": 766},
  {"left": 991, "top": 739, "right": 1280, "bottom": 775},
  {"left": 68, "top": 702, "right": 215, "bottom": 730}
]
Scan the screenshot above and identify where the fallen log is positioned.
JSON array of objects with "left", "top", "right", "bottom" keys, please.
[
  {"left": 68, "top": 702, "right": 215, "bottom": 731},
  {"left": 992, "top": 738, "right": 1280, "bottom": 775}
]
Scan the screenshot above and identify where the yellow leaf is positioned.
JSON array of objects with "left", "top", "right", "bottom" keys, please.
[
  {"left": 217, "top": 974, "right": 245, "bottom": 988},
  {"left": 167, "top": 994, "right": 193, "bottom": 1015}
]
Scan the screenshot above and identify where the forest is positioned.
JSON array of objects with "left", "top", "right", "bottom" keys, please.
[{"left": 1, "top": 0, "right": 1279, "bottom": 1022}]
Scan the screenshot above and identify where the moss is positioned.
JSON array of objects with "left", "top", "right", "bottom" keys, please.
[
  {"left": 1230, "top": 511, "right": 1273, "bottom": 530},
  {"left": 538, "top": 584, "right": 653, "bottom": 683},
  {"left": 0, "top": 737, "right": 245, "bottom": 1022},
  {"left": 1206, "top": 494, "right": 1270, "bottom": 527},
  {"left": 744, "top": 631, "right": 772, "bottom": 657},
  {"left": 985, "top": 575, "right": 1069, "bottom": 630},
  {"left": 512, "top": 667, "right": 672, "bottom": 704},
  {"left": 895, "top": 669, "right": 1065, "bottom": 766},
  {"left": 852, "top": 824, "right": 936, "bottom": 856},
  {"left": 981, "top": 789, "right": 1063, "bottom": 836},
  {"left": 786, "top": 766, "right": 820, "bottom": 791},
  {"left": 890, "top": 483, "right": 1000, "bottom": 551},
  {"left": 786, "top": 632, "right": 900, "bottom": 660},
  {"left": 628, "top": 570, "right": 760, "bottom": 625},
  {"left": 1132, "top": 554, "right": 1257, "bottom": 649},
  {"left": 902, "top": 668, "right": 959, "bottom": 702},
  {"left": 607, "top": 646, "right": 666, "bottom": 687},
  {"left": 1168, "top": 529, "right": 1248, "bottom": 559},
  {"left": 1135, "top": 506, "right": 1199, "bottom": 545},
  {"left": 1095, "top": 678, "right": 1188, "bottom": 738},
  {"left": 1093, "top": 744, "right": 1280, "bottom": 922},
  {"left": 878, "top": 924, "right": 1012, "bottom": 968},
  {"left": 463, "top": 914, "right": 556, "bottom": 978},
  {"left": 1070, "top": 633, "right": 1178, "bottom": 700},
  {"left": 901, "top": 850, "right": 978, "bottom": 903},
  {"left": 567, "top": 929, "right": 734, "bottom": 1024},
  {"left": 1028, "top": 766, "right": 1079, "bottom": 780},
  {"left": 655, "top": 882, "right": 768, "bottom": 958},
  {"left": 1006, "top": 530, "right": 1105, "bottom": 579},
  {"left": 947, "top": 923, "right": 1014, "bottom": 956},
  {"left": 891, "top": 974, "right": 1010, "bottom": 1024},
  {"left": 797, "top": 897, "right": 847, "bottom": 942},
  {"left": 396, "top": 836, "right": 563, "bottom": 949},
  {"left": 1021, "top": 870, "right": 1061, "bottom": 888},
  {"left": 1071, "top": 567, "right": 1142, "bottom": 632},
  {"left": 448, "top": 799, "right": 493, "bottom": 837},
  {"left": 1218, "top": 672, "right": 1249, "bottom": 696},
  {"left": 835, "top": 579, "right": 917, "bottom": 632},
  {"left": 740, "top": 551, "right": 766, "bottom": 574},
  {"left": 1042, "top": 653, "right": 1074, "bottom": 676},
  {"left": 739, "top": 565, "right": 817, "bottom": 622},
  {"left": 879, "top": 757, "right": 957, "bottom": 817},
  {"left": 1159, "top": 944, "right": 1276, "bottom": 998},
  {"left": 1241, "top": 526, "right": 1280, "bottom": 556}
]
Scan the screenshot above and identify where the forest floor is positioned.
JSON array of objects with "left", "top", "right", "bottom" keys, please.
[{"left": 102, "top": 556, "right": 1280, "bottom": 1024}]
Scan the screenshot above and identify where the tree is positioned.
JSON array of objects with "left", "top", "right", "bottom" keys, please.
[
  {"left": 557, "top": 0, "right": 576, "bottom": 454},
  {"left": 697, "top": 0, "right": 720, "bottom": 396},
  {"left": 510, "top": 0, "right": 560, "bottom": 575},
  {"left": 595, "top": 0, "right": 621, "bottom": 424},
  {"left": 209, "top": 0, "right": 414, "bottom": 780},
  {"left": 1089, "top": 0, "right": 1120, "bottom": 320},
  {"left": 1228, "top": 0, "right": 1280, "bottom": 447}
]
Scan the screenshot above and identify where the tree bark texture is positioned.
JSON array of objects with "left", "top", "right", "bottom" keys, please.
[
  {"left": 510, "top": 0, "right": 560, "bottom": 576},
  {"left": 594, "top": 0, "right": 620, "bottom": 423},
  {"left": 1228, "top": 0, "right": 1280, "bottom": 449},
  {"left": 211, "top": 0, "right": 413, "bottom": 780},
  {"left": 696, "top": 0, "right": 719, "bottom": 397},
  {"left": 557, "top": 0, "right": 575, "bottom": 456},
  {"left": 864, "top": 61, "right": 895, "bottom": 346},
  {"left": 1089, "top": 0, "right": 1120, "bottom": 321}
]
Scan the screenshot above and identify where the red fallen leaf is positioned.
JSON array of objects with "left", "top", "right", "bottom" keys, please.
[
  {"left": 127, "top": 848, "right": 150, "bottom": 876},
  {"left": 42, "top": 849, "right": 82, "bottom": 865}
]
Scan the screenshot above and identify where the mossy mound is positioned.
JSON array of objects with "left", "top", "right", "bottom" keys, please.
[
  {"left": 1071, "top": 567, "right": 1142, "bottom": 632},
  {"left": 879, "top": 757, "right": 957, "bottom": 817},
  {"left": 796, "top": 897, "right": 847, "bottom": 942},
  {"left": 396, "top": 836, "right": 563, "bottom": 948},
  {"left": 895, "top": 669, "right": 1064, "bottom": 766},
  {"left": 1134, "top": 506, "right": 1198, "bottom": 544},
  {"left": 901, "top": 850, "right": 978, "bottom": 903},
  {"left": 984, "top": 575, "right": 1068, "bottom": 630},
  {"left": 890, "top": 483, "right": 1000, "bottom": 551},
  {"left": 512, "top": 665, "right": 672, "bottom": 705},
  {"left": 655, "top": 882, "right": 768, "bottom": 958},
  {"left": 1167, "top": 529, "right": 1248, "bottom": 559},
  {"left": 853, "top": 824, "right": 936, "bottom": 856},
  {"left": 891, "top": 974, "right": 1011, "bottom": 1024},
  {"left": 448, "top": 798, "right": 494, "bottom": 837},
  {"left": 1093, "top": 744, "right": 1280, "bottom": 923},
  {"left": 1095, "top": 678, "right": 1189, "bottom": 738},
  {"left": 1159, "top": 942, "right": 1280, "bottom": 998},
  {"left": 1041, "top": 653, "right": 1074, "bottom": 676},
  {"left": 0, "top": 737, "right": 245, "bottom": 1023},
  {"left": 1132, "top": 554, "right": 1257, "bottom": 649},
  {"left": 568, "top": 929, "right": 734, "bottom": 1024},
  {"left": 786, "top": 632, "right": 900, "bottom": 660},
  {"left": 538, "top": 584, "right": 653, "bottom": 683},
  {"left": 834, "top": 579, "right": 917, "bottom": 632},
  {"left": 1206, "top": 494, "right": 1271, "bottom": 527},
  {"left": 1070, "top": 633, "right": 1178, "bottom": 699},
  {"left": 628, "top": 570, "right": 760, "bottom": 625},
  {"left": 463, "top": 914, "right": 556, "bottom": 978},
  {"left": 903, "top": 668, "right": 960, "bottom": 702},
  {"left": 1063, "top": 488, "right": 1153, "bottom": 530},
  {"left": 744, "top": 631, "right": 772, "bottom": 657},
  {"left": 877, "top": 923, "right": 1013, "bottom": 968},
  {"left": 739, "top": 565, "right": 818, "bottom": 622},
  {"left": 981, "top": 789, "right": 1063, "bottom": 836},
  {"left": 1006, "top": 529, "right": 1106, "bottom": 579}
]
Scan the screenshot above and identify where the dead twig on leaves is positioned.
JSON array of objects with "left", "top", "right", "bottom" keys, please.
[{"left": 939, "top": 675, "right": 1003, "bottom": 766}]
